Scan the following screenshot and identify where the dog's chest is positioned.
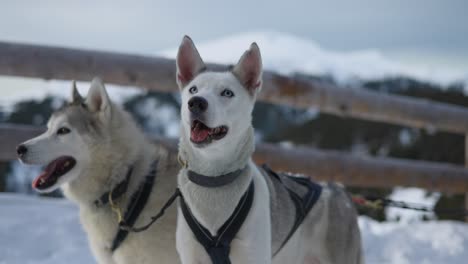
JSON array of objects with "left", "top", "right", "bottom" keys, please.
[
  {"left": 80, "top": 207, "right": 119, "bottom": 246},
  {"left": 180, "top": 182, "right": 240, "bottom": 235},
  {"left": 178, "top": 167, "right": 253, "bottom": 236}
]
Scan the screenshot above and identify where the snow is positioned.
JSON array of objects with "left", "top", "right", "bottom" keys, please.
[
  {"left": 0, "top": 194, "right": 94, "bottom": 264},
  {"left": 1, "top": 194, "right": 467, "bottom": 264},
  {"left": 386, "top": 188, "right": 441, "bottom": 223},
  {"left": 161, "top": 31, "right": 467, "bottom": 86},
  {"left": 360, "top": 216, "right": 468, "bottom": 264}
]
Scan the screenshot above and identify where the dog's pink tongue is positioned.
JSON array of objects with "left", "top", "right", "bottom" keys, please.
[
  {"left": 32, "top": 161, "right": 57, "bottom": 189},
  {"left": 191, "top": 125, "right": 210, "bottom": 143}
]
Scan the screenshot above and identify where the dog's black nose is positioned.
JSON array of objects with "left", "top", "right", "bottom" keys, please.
[
  {"left": 16, "top": 145, "right": 28, "bottom": 157},
  {"left": 188, "top": 96, "right": 208, "bottom": 114}
]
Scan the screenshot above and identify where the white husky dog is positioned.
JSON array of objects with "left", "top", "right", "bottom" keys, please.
[
  {"left": 175, "top": 36, "right": 363, "bottom": 264},
  {"left": 17, "top": 78, "right": 180, "bottom": 264}
]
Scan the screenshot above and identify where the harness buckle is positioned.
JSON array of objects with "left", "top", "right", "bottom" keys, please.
[
  {"left": 178, "top": 154, "right": 188, "bottom": 169},
  {"left": 108, "top": 189, "right": 124, "bottom": 224}
]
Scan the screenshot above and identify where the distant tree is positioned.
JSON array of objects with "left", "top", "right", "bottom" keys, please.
[{"left": 7, "top": 97, "right": 65, "bottom": 125}]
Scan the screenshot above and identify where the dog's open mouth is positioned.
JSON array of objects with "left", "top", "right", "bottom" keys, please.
[
  {"left": 32, "top": 156, "right": 76, "bottom": 190},
  {"left": 190, "top": 120, "right": 228, "bottom": 144}
]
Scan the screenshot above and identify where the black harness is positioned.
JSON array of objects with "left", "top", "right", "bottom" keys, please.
[
  {"left": 261, "top": 165, "right": 322, "bottom": 256},
  {"left": 180, "top": 181, "right": 254, "bottom": 264},
  {"left": 94, "top": 161, "right": 158, "bottom": 252},
  {"left": 94, "top": 167, "right": 133, "bottom": 207},
  {"left": 180, "top": 165, "right": 322, "bottom": 263},
  {"left": 180, "top": 167, "right": 251, "bottom": 264},
  {"left": 93, "top": 162, "right": 322, "bottom": 260}
]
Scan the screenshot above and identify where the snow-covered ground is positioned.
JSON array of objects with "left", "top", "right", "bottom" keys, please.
[
  {"left": 386, "top": 188, "right": 441, "bottom": 223},
  {"left": 1, "top": 193, "right": 467, "bottom": 264},
  {"left": 360, "top": 216, "right": 468, "bottom": 264},
  {"left": 0, "top": 194, "right": 94, "bottom": 264}
]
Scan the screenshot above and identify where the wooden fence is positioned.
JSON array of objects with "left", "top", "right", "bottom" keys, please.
[{"left": 0, "top": 42, "right": 467, "bottom": 203}]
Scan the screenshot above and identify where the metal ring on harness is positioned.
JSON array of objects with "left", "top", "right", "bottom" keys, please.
[
  {"left": 109, "top": 188, "right": 124, "bottom": 224},
  {"left": 178, "top": 154, "right": 188, "bottom": 169}
]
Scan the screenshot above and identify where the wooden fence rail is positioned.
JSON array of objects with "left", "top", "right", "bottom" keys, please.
[
  {"left": 1, "top": 124, "right": 467, "bottom": 193},
  {"left": 2, "top": 41, "right": 468, "bottom": 134},
  {"left": 1, "top": 41, "right": 468, "bottom": 203}
]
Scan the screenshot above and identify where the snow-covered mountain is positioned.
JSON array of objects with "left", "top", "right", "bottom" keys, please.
[
  {"left": 2, "top": 31, "right": 467, "bottom": 105},
  {"left": 161, "top": 31, "right": 467, "bottom": 86}
]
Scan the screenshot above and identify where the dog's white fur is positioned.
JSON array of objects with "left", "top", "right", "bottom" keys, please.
[
  {"left": 175, "top": 37, "right": 364, "bottom": 264},
  {"left": 18, "top": 79, "right": 180, "bottom": 264},
  {"left": 176, "top": 36, "right": 271, "bottom": 264}
]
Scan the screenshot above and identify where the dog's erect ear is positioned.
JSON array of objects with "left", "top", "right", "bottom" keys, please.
[
  {"left": 71, "top": 80, "right": 83, "bottom": 103},
  {"left": 232, "top": 43, "right": 263, "bottom": 94},
  {"left": 176, "top": 35, "right": 206, "bottom": 89},
  {"left": 85, "top": 77, "right": 111, "bottom": 117}
]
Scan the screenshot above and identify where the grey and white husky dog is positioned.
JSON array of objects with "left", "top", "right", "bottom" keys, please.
[
  {"left": 175, "top": 36, "right": 364, "bottom": 264},
  {"left": 17, "top": 78, "right": 180, "bottom": 264}
]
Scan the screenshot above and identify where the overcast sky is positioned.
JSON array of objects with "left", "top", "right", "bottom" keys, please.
[{"left": 1, "top": 0, "right": 468, "bottom": 83}]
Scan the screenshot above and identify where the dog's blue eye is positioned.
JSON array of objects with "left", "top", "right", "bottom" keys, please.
[
  {"left": 57, "top": 127, "right": 71, "bottom": 135},
  {"left": 189, "top": 86, "right": 198, "bottom": 94},
  {"left": 221, "top": 89, "right": 234, "bottom": 98}
]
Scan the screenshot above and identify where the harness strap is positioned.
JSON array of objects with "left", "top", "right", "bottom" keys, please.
[
  {"left": 180, "top": 181, "right": 255, "bottom": 264},
  {"left": 119, "top": 188, "right": 181, "bottom": 233},
  {"left": 109, "top": 161, "right": 158, "bottom": 252},
  {"left": 261, "top": 164, "right": 322, "bottom": 256},
  {"left": 94, "top": 167, "right": 133, "bottom": 207},
  {"left": 187, "top": 167, "right": 246, "bottom": 188}
]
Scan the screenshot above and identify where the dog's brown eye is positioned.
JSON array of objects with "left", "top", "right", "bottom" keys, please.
[
  {"left": 57, "top": 127, "right": 71, "bottom": 135},
  {"left": 189, "top": 86, "right": 198, "bottom": 94},
  {"left": 221, "top": 89, "right": 234, "bottom": 98}
]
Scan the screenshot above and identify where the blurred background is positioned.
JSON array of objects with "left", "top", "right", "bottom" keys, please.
[
  {"left": 1, "top": 1, "right": 468, "bottom": 263},
  {"left": 3, "top": 0, "right": 467, "bottom": 219}
]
